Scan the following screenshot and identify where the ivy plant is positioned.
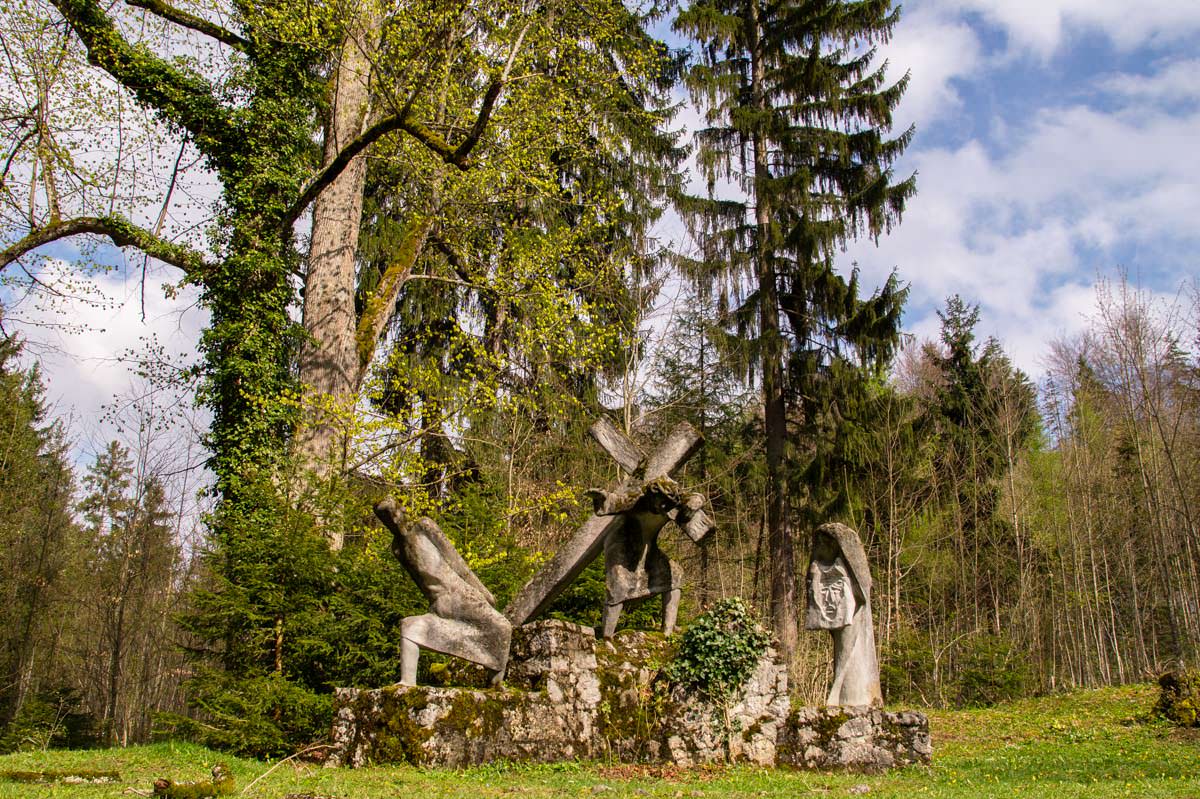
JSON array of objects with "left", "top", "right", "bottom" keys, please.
[{"left": 663, "top": 597, "right": 772, "bottom": 705}]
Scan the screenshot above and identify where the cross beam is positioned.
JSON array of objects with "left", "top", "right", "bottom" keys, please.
[{"left": 502, "top": 418, "right": 703, "bottom": 627}]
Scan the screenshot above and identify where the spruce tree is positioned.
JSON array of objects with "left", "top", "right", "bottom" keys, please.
[
  {"left": 0, "top": 333, "right": 79, "bottom": 734},
  {"left": 674, "top": 0, "right": 915, "bottom": 658},
  {"left": 925, "top": 296, "right": 1039, "bottom": 638}
]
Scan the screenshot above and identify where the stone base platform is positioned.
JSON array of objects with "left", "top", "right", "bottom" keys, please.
[
  {"left": 780, "top": 707, "right": 931, "bottom": 771},
  {"left": 328, "top": 620, "right": 930, "bottom": 770}
]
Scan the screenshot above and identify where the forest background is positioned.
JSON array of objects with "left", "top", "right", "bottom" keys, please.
[{"left": 0, "top": 0, "right": 1197, "bottom": 758}]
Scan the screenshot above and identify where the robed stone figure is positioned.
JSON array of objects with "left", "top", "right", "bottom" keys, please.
[
  {"left": 375, "top": 498, "right": 512, "bottom": 686},
  {"left": 805, "top": 522, "right": 882, "bottom": 707}
]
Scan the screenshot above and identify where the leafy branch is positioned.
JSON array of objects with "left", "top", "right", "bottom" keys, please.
[
  {"left": 125, "top": 0, "right": 249, "bottom": 51},
  {"left": 281, "top": 16, "right": 535, "bottom": 229},
  {"left": 49, "top": 0, "right": 236, "bottom": 168}
]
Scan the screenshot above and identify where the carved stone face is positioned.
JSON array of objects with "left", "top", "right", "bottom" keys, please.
[{"left": 806, "top": 531, "right": 856, "bottom": 629}]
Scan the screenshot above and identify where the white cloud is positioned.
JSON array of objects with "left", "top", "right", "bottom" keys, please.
[
  {"left": 888, "top": 6, "right": 983, "bottom": 127},
  {"left": 917, "top": 0, "right": 1200, "bottom": 57},
  {"left": 8, "top": 256, "right": 209, "bottom": 468},
  {"left": 841, "top": 99, "right": 1200, "bottom": 376},
  {"left": 1098, "top": 58, "right": 1200, "bottom": 103}
]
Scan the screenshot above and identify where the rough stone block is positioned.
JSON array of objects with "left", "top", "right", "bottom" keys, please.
[{"left": 778, "top": 706, "right": 931, "bottom": 772}]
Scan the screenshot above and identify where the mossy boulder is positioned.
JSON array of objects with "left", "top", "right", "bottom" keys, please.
[
  {"left": 152, "top": 764, "right": 234, "bottom": 798},
  {"left": 1155, "top": 670, "right": 1200, "bottom": 727}
]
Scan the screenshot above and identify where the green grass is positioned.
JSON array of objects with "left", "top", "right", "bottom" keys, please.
[{"left": 1, "top": 684, "right": 1196, "bottom": 798}]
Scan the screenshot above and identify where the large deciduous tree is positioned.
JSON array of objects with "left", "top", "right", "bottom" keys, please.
[
  {"left": 674, "top": 0, "right": 915, "bottom": 659},
  {"left": 0, "top": 0, "right": 677, "bottom": 520}
]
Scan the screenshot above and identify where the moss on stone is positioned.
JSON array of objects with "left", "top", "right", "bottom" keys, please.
[
  {"left": 0, "top": 770, "right": 120, "bottom": 784},
  {"left": 593, "top": 631, "right": 677, "bottom": 760},
  {"left": 1155, "top": 670, "right": 1200, "bottom": 727},
  {"left": 436, "top": 691, "right": 508, "bottom": 740},
  {"left": 811, "top": 709, "right": 851, "bottom": 748},
  {"left": 369, "top": 687, "right": 434, "bottom": 765}
]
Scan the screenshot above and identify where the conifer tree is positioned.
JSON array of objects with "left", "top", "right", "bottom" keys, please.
[
  {"left": 674, "top": 0, "right": 915, "bottom": 658},
  {"left": 925, "top": 296, "right": 1038, "bottom": 638},
  {"left": 78, "top": 443, "right": 179, "bottom": 745},
  {"left": 0, "top": 334, "right": 78, "bottom": 732}
]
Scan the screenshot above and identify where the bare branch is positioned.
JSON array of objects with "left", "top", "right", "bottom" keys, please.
[
  {"left": 126, "top": 0, "right": 250, "bottom": 51},
  {"left": 0, "top": 215, "right": 211, "bottom": 276}
]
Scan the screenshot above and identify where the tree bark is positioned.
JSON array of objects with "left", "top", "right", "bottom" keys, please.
[{"left": 295, "top": 10, "right": 380, "bottom": 507}]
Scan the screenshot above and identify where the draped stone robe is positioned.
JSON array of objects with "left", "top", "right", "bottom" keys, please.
[{"left": 805, "top": 522, "right": 882, "bottom": 707}]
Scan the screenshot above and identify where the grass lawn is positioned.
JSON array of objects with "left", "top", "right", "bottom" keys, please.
[{"left": 0, "top": 684, "right": 1196, "bottom": 798}]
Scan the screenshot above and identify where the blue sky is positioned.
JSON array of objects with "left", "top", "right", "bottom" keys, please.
[
  {"left": 11, "top": 0, "right": 1200, "bottom": 460},
  {"left": 834, "top": 0, "right": 1200, "bottom": 368}
]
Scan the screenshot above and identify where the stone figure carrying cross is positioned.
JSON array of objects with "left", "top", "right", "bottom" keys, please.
[{"left": 504, "top": 418, "right": 714, "bottom": 637}]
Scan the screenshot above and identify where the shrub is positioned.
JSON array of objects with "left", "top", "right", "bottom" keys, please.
[
  {"left": 880, "top": 627, "right": 936, "bottom": 705},
  {"left": 952, "top": 632, "right": 1034, "bottom": 708},
  {"left": 156, "top": 670, "right": 331, "bottom": 759},
  {"left": 0, "top": 688, "right": 99, "bottom": 752}
]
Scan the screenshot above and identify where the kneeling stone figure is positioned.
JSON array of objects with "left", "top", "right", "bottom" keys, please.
[{"left": 375, "top": 497, "right": 512, "bottom": 686}]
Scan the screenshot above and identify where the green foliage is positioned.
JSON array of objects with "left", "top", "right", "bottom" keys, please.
[
  {"left": 951, "top": 633, "right": 1035, "bottom": 709},
  {"left": 436, "top": 480, "right": 544, "bottom": 613},
  {"left": 663, "top": 598, "right": 771, "bottom": 703},
  {"left": 354, "top": 0, "right": 688, "bottom": 499},
  {"left": 879, "top": 627, "right": 936, "bottom": 706},
  {"left": 321, "top": 525, "right": 429, "bottom": 689},
  {"left": 0, "top": 689, "right": 98, "bottom": 753},
  {"left": 157, "top": 670, "right": 330, "bottom": 760},
  {"left": 0, "top": 333, "right": 79, "bottom": 735},
  {"left": 1154, "top": 670, "right": 1200, "bottom": 727}
]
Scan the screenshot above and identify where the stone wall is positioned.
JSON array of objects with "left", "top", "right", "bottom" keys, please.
[
  {"left": 592, "top": 629, "right": 789, "bottom": 765},
  {"left": 779, "top": 707, "right": 931, "bottom": 772},
  {"left": 328, "top": 621, "right": 600, "bottom": 768},
  {"left": 327, "top": 619, "right": 930, "bottom": 771}
]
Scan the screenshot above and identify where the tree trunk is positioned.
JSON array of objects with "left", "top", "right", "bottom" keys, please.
[
  {"left": 296, "top": 12, "right": 380, "bottom": 507},
  {"left": 746, "top": 0, "right": 796, "bottom": 663}
]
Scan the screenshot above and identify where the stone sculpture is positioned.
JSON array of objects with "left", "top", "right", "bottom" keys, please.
[
  {"left": 805, "top": 522, "right": 882, "bottom": 707},
  {"left": 503, "top": 418, "right": 713, "bottom": 637},
  {"left": 375, "top": 498, "right": 512, "bottom": 686}
]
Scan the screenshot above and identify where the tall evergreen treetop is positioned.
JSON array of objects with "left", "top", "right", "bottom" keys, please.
[{"left": 674, "top": 0, "right": 915, "bottom": 659}]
